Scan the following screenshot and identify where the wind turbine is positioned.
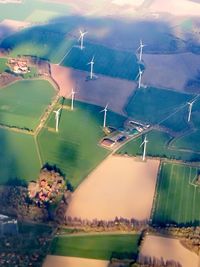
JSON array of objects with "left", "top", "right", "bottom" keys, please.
[
  {"left": 140, "top": 135, "right": 148, "bottom": 161},
  {"left": 87, "top": 56, "right": 94, "bottom": 80},
  {"left": 100, "top": 104, "right": 108, "bottom": 128},
  {"left": 187, "top": 100, "right": 195, "bottom": 122},
  {"left": 137, "top": 39, "right": 145, "bottom": 62},
  {"left": 78, "top": 30, "right": 87, "bottom": 50},
  {"left": 136, "top": 67, "right": 143, "bottom": 88},
  {"left": 71, "top": 88, "right": 76, "bottom": 111},
  {"left": 53, "top": 107, "right": 61, "bottom": 132}
]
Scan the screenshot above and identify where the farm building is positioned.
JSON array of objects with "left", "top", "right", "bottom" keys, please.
[
  {"left": 101, "top": 138, "right": 116, "bottom": 148},
  {"left": 8, "top": 58, "right": 29, "bottom": 74}
]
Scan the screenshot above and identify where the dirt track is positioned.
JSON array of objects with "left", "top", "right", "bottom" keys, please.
[
  {"left": 51, "top": 64, "right": 136, "bottom": 115},
  {"left": 66, "top": 156, "right": 160, "bottom": 221}
]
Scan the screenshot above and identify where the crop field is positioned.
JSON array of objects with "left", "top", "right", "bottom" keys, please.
[
  {"left": 38, "top": 100, "right": 126, "bottom": 188},
  {"left": 0, "top": 0, "right": 70, "bottom": 22},
  {"left": 0, "top": 23, "right": 76, "bottom": 63},
  {"left": 117, "top": 130, "right": 200, "bottom": 162},
  {"left": 61, "top": 42, "right": 139, "bottom": 80},
  {"left": 50, "top": 234, "right": 140, "bottom": 260},
  {"left": 125, "top": 87, "right": 193, "bottom": 132},
  {"left": 0, "top": 79, "right": 56, "bottom": 130},
  {"left": 152, "top": 162, "right": 200, "bottom": 225},
  {"left": 0, "top": 128, "right": 40, "bottom": 184}
]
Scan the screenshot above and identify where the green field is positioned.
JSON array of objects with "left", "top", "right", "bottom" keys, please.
[
  {"left": 0, "top": 23, "right": 76, "bottom": 63},
  {"left": 61, "top": 43, "right": 139, "bottom": 80},
  {"left": 50, "top": 234, "right": 140, "bottom": 260},
  {"left": 38, "top": 100, "right": 126, "bottom": 188},
  {"left": 152, "top": 162, "right": 200, "bottom": 225},
  {"left": 169, "top": 98, "right": 200, "bottom": 152},
  {"left": 117, "top": 130, "right": 200, "bottom": 162},
  {"left": 125, "top": 87, "right": 193, "bottom": 131},
  {"left": 0, "top": 79, "right": 55, "bottom": 130},
  {"left": 0, "top": 0, "right": 70, "bottom": 21},
  {"left": 0, "top": 128, "right": 40, "bottom": 184},
  {"left": 171, "top": 130, "right": 200, "bottom": 153},
  {"left": 0, "top": 58, "right": 8, "bottom": 73}
]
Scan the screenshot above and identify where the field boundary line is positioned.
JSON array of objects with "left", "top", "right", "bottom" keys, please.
[
  {"left": 149, "top": 160, "right": 163, "bottom": 224},
  {"left": 58, "top": 47, "right": 73, "bottom": 65},
  {"left": 34, "top": 135, "right": 42, "bottom": 168}
]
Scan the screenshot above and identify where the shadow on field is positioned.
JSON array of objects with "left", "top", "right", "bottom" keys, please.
[{"left": 1, "top": 13, "right": 200, "bottom": 62}]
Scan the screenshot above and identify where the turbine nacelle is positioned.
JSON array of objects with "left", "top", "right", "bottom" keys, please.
[{"left": 78, "top": 30, "right": 88, "bottom": 40}]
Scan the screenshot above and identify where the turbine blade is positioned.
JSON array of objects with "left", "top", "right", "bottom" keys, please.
[{"left": 140, "top": 141, "right": 144, "bottom": 147}]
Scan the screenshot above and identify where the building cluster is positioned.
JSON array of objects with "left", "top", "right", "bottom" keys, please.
[
  {"left": 100, "top": 121, "right": 150, "bottom": 149},
  {"left": 0, "top": 214, "right": 18, "bottom": 236},
  {"left": 8, "top": 58, "right": 29, "bottom": 74},
  {"left": 28, "top": 169, "right": 65, "bottom": 204}
]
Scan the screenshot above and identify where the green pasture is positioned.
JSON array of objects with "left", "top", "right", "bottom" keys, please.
[
  {"left": 167, "top": 97, "right": 200, "bottom": 152},
  {"left": 25, "top": 10, "right": 60, "bottom": 23},
  {"left": 0, "top": 79, "right": 55, "bottom": 130},
  {"left": 152, "top": 162, "right": 200, "bottom": 225},
  {"left": 38, "top": 100, "right": 126, "bottom": 188},
  {"left": 0, "top": 23, "right": 76, "bottom": 63},
  {"left": 0, "top": 0, "right": 70, "bottom": 22},
  {"left": 125, "top": 87, "right": 193, "bottom": 131},
  {"left": 0, "top": 58, "right": 8, "bottom": 73},
  {"left": 61, "top": 42, "right": 139, "bottom": 80},
  {"left": 171, "top": 130, "right": 200, "bottom": 153},
  {"left": 0, "top": 128, "right": 40, "bottom": 184},
  {"left": 50, "top": 234, "right": 140, "bottom": 260},
  {"left": 117, "top": 130, "right": 200, "bottom": 162}
]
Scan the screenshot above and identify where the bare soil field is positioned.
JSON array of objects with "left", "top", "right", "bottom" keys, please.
[
  {"left": 142, "top": 53, "right": 200, "bottom": 93},
  {"left": 51, "top": 64, "right": 136, "bottom": 115},
  {"left": 43, "top": 255, "right": 109, "bottom": 267},
  {"left": 0, "top": 19, "right": 30, "bottom": 41},
  {"left": 140, "top": 235, "right": 199, "bottom": 267},
  {"left": 149, "top": 0, "right": 200, "bottom": 17},
  {"left": 66, "top": 156, "right": 160, "bottom": 221}
]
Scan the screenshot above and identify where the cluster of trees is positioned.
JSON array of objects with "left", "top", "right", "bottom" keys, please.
[
  {"left": 65, "top": 216, "right": 148, "bottom": 232},
  {"left": 137, "top": 256, "right": 182, "bottom": 267}
]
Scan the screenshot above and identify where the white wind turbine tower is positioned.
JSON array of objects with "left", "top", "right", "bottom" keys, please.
[
  {"left": 53, "top": 107, "right": 61, "bottom": 132},
  {"left": 100, "top": 104, "right": 108, "bottom": 128},
  {"left": 136, "top": 67, "right": 143, "bottom": 88},
  {"left": 187, "top": 100, "right": 195, "bottom": 122},
  {"left": 71, "top": 88, "right": 76, "bottom": 111},
  {"left": 140, "top": 135, "right": 148, "bottom": 161},
  {"left": 78, "top": 30, "right": 87, "bottom": 50},
  {"left": 88, "top": 56, "right": 95, "bottom": 80},
  {"left": 137, "top": 39, "right": 145, "bottom": 62}
]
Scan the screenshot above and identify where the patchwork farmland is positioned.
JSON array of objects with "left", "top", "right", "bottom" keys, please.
[
  {"left": 37, "top": 100, "right": 126, "bottom": 188},
  {"left": 117, "top": 130, "right": 200, "bottom": 162},
  {"left": 152, "top": 162, "right": 200, "bottom": 225},
  {"left": 125, "top": 87, "right": 193, "bottom": 131},
  {"left": 0, "top": 23, "right": 76, "bottom": 63},
  {"left": 61, "top": 42, "right": 140, "bottom": 80},
  {"left": 0, "top": 1, "right": 200, "bottom": 266}
]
